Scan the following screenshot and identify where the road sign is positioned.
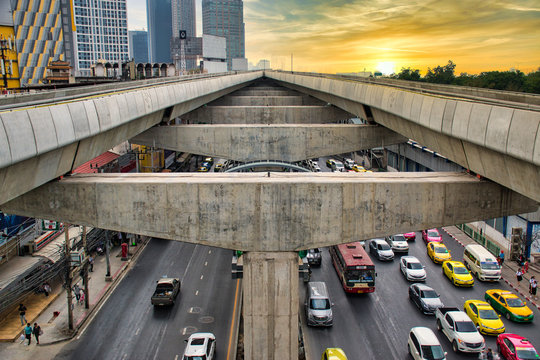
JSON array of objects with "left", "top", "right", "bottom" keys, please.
[{"left": 42, "top": 220, "right": 59, "bottom": 231}]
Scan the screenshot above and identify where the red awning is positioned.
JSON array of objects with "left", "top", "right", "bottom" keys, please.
[{"left": 72, "top": 151, "right": 120, "bottom": 174}]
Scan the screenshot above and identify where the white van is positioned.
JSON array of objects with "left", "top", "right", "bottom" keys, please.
[
  {"left": 305, "top": 281, "right": 333, "bottom": 326},
  {"left": 331, "top": 160, "right": 344, "bottom": 172},
  {"left": 463, "top": 244, "right": 501, "bottom": 281},
  {"left": 408, "top": 327, "right": 446, "bottom": 360}
]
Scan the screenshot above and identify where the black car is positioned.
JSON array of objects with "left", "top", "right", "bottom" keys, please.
[
  {"left": 408, "top": 283, "right": 444, "bottom": 315},
  {"left": 306, "top": 248, "right": 322, "bottom": 266}
]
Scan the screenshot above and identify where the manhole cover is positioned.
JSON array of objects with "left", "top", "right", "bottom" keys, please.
[
  {"left": 189, "top": 307, "right": 202, "bottom": 314},
  {"left": 182, "top": 326, "right": 198, "bottom": 336},
  {"left": 199, "top": 316, "right": 214, "bottom": 324}
]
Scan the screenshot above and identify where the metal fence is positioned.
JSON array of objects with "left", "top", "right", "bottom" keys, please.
[{"left": 456, "top": 223, "right": 500, "bottom": 257}]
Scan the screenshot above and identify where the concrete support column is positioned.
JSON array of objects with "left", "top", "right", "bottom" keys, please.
[{"left": 243, "top": 251, "right": 298, "bottom": 360}]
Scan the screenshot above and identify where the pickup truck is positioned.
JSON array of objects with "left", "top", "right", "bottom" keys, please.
[
  {"left": 435, "top": 307, "right": 485, "bottom": 353},
  {"left": 151, "top": 278, "right": 180, "bottom": 306}
]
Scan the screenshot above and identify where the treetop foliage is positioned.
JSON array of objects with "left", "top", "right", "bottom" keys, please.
[{"left": 390, "top": 61, "right": 540, "bottom": 94}]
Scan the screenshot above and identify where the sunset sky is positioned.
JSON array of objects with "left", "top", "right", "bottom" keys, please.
[{"left": 127, "top": 0, "right": 540, "bottom": 75}]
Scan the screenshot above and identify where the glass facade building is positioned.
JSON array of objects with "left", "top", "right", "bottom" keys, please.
[
  {"left": 72, "top": 0, "right": 129, "bottom": 76},
  {"left": 202, "top": 0, "right": 244, "bottom": 70},
  {"left": 147, "top": 0, "right": 172, "bottom": 64},
  {"left": 171, "top": 0, "right": 196, "bottom": 70},
  {"left": 129, "top": 30, "right": 148, "bottom": 63}
]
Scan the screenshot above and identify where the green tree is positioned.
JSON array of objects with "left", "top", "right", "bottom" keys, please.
[
  {"left": 394, "top": 67, "right": 422, "bottom": 81},
  {"left": 425, "top": 60, "right": 456, "bottom": 84},
  {"left": 524, "top": 69, "right": 540, "bottom": 94}
]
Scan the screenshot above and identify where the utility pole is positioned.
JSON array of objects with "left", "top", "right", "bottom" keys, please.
[
  {"left": 82, "top": 226, "right": 89, "bottom": 309},
  {"left": 64, "top": 224, "right": 74, "bottom": 330},
  {"left": 105, "top": 230, "right": 112, "bottom": 281}
]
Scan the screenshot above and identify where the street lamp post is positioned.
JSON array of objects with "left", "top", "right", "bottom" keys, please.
[{"left": 0, "top": 38, "right": 10, "bottom": 91}]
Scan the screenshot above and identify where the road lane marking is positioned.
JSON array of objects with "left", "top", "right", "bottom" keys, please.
[
  {"left": 135, "top": 327, "right": 140, "bottom": 336},
  {"left": 200, "top": 275, "right": 204, "bottom": 280},
  {"left": 208, "top": 250, "right": 212, "bottom": 254},
  {"left": 227, "top": 279, "right": 241, "bottom": 360},
  {"left": 195, "top": 290, "right": 199, "bottom": 296},
  {"left": 122, "top": 354, "right": 127, "bottom": 360},
  {"left": 204, "top": 261, "right": 208, "bottom": 266},
  {"left": 174, "top": 355, "right": 179, "bottom": 360}
]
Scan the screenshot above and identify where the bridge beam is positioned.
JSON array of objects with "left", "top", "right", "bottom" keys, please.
[
  {"left": 131, "top": 124, "right": 406, "bottom": 162},
  {"left": 1, "top": 173, "right": 536, "bottom": 251},
  {"left": 244, "top": 252, "right": 298, "bottom": 360},
  {"left": 182, "top": 105, "right": 353, "bottom": 124}
]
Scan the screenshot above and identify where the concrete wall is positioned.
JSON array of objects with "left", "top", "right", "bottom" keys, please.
[
  {"left": 131, "top": 124, "right": 407, "bottom": 162},
  {"left": 0, "top": 71, "right": 263, "bottom": 205},
  {"left": 2, "top": 172, "right": 536, "bottom": 252},
  {"left": 182, "top": 105, "right": 353, "bottom": 124},
  {"left": 209, "top": 95, "right": 324, "bottom": 106},
  {"left": 265, "top": 71, "right": 540, "bottom": 202}
]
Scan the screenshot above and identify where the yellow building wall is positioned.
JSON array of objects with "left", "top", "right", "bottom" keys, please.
[
  {"left": 132, "top": 145, "right": 164, "bottom": 173},
  {"left": 0, "top": 26, "right": 21, "bottom": 90}
]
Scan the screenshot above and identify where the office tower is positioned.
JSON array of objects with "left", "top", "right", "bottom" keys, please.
[
  {"left": 129, "top": 31, "right": 149, "bottom": 63},
  {"left": 147, "top": 0, "right": 173, "bottom": 64},
  {"left": 71, "top": 0, "right": 130, "bottom": 76},
  {"left": 5, "top": 0, "right": 67, "bottom": 86},
  {"left": 171, "top": 0, "right": 196, "bottom": 70},
  {"left": 202, "top": 0, "right": 245, "bottom": 70}
]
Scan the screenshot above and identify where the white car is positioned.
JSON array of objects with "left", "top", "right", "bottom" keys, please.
[
  {"left": 400, "top": 256, "right": 427, "bottom": 281},
  {"left": 183, "top": 332, "right": 216, "bottom": 360},
  {"left": 386, "top": 234, "right": 409, "bottom": 253},
  {"left": 408, "top": 327, "right": 447, "bottom": 360}
]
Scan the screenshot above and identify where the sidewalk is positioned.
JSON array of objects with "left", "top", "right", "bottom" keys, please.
[
  {"left": 0, "top": 238, "right": 149, "bottom": 359},
  {"left": 443, "top": 226, "right": 540, "bottom": 311}
]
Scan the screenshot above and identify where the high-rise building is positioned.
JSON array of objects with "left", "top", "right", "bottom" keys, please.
[
  {"left": 71, "top": 0, "right": 130, "bottom": 76},
  {"left": 147, "top": 0, "right": 172, "bottom": 64},
  {"left": 129, "top": 31, "right": 149, "bottom": 63},
  {"left": 202, "top": 0, "right": 245, "bottom": 70},
  {"left": 171, "top": 0, "right": 196, "bottom": 70}
]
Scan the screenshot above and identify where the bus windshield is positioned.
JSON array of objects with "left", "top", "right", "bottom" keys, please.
[{"left": 345, "top": 269, "right": 375, "bottom": 283}]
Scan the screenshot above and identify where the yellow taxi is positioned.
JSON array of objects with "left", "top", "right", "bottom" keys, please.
[
  {"left": 442, "top": 260, "right": 474, "bottom": 287},
  {"left": 485, "top": 289, "right": 534, "bottom": 322},
  {"left": 427, "top": 242, "right": 452, "bottom": 264},
  {"left": 351, "top": 164, "right": 366, "bottom": 172},
  {"left": 322, "top": 348, "right": 347, "bottom": 360},
  {"left": 463, "top": 300, "right": 505, "bottom": 335}
]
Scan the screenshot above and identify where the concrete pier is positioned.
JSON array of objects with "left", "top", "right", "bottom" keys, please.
[{"left": 243, "top": 252, "right": 298, "bottom": 360}]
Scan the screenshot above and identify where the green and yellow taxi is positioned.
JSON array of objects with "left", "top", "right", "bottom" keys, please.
[
  {"left": 485, "top": 289, "right": 534, "bottom": 323},
  {"left": 463, "top": 300, "right": 505, "bottom": 335},
  {"left": 442, "top": 260, "right": 474, "bottom": 287},
  {"left": 322, "top": 348, "right": 348, "bottom": 360},
  {"left": 427, "top": 242, "right": 452, "bottom": 264}
]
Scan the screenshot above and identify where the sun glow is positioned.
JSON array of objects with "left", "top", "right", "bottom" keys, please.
[{"left": 376, "top": 61, "right": 396, "bottom": 75}]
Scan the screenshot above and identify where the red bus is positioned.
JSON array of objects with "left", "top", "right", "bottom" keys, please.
[{"left": 329, "top": 242, "right": 376, "bottom": 293}]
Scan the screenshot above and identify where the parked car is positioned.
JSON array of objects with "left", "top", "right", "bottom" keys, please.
[
  {"left": 151, "top": 278, "right": 181, "bottom": 306},
  {"left": 422, "top": 229, "right": 443, "bottom": 243},
  {"left": 368, "top": 238, "right": 394, "bottom": 261},
  {"left": 183, "top": 332, "right": 216, "bottom": 360},
  {"left": 386, "top": 234, "right": 409, "bottom": 253},
  {"left": 404, "top": 232, "right": 416, "bottom": 241},
  {"left": 463, "top": 300, "right": 505, "bottom": 336},
  {"left": 408, "top": 326, "right": 447, "bottom": 360},
  {"left": 400, "top": 256, "right": 426, "bottom": 281},
  {"left": 496, "top": 333, "right": 539, "bottom": 360},
  {"left": 485, "top": 289, "right": 534, "bottom": 322},
  {"left": 442, "top": 261, "right": 474, "bottom": 287},
  {"left": 427, "top": 242, "right": 452, "bottom": 264},
  {"left": 408, "top": 284, "right": 444, "bottom": 315},
  {"left": 306, "top": 248, "right": 322, "bottom": 266},
  {"left": 321, "top": 348, "right": 348, "bottom": 360},
  {"left": 436, "top": 307, "right": 485, "bottom": 353}
]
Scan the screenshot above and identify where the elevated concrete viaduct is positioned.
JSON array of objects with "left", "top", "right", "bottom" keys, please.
[
  {"left": 265, "top": 71, "right": 540, "bottom": 202},
  {"left": 131, "top": 124, "right": 406, "bottom": 162}
]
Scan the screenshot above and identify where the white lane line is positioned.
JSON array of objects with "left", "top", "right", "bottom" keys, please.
[
  {"left": 175, "top": 355, "right": 179, "bottom": 360},
  {"left": 204, "top": 261, "right": 208, "bottom": 266},
  {"left": 135, "top": 327, "right": 140, "bottom": 336},
  {"left": 200, "top": 275, "right": 204, "bottom": 280},
  {"left": 195, "top": 290, "right": 199, "bottom": 296},
  {"left": 122, "top": 354, "right": 128, "bottom": 360},
  {"left": 208, "top": 250, "right": 211, "bottom": 254}
]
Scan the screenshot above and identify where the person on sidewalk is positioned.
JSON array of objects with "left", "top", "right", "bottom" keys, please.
[
  {"left": 530, "top": 276, "right": 537, "bottom": 300},
  {"left": 516, "top": 268, "right": 523, "bottom": 286},
  {"left": 73, "top": 283, "right": 81, "bottom": 302},
  {"left": 24, "top": 323, "right": 32, "bottom": 345},
  {"left": 19, "top": 303, "right": 27, "bottom": 325},
  {"left": 43, "top": 282, "right": 51, "bottom": 297},
  {"left": 498, "top": 250, "right": 505, "bottom": 265},
  {"left": 523, "top": 260, "right": 529, "bottom": 273},
  {"left": 89, "top": 255, "right": 94, "bottom": 272},
  {"left": 32, "top": 323, "right": 41, "bottom": 344}
]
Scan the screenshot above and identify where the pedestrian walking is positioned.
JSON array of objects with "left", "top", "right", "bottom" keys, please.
[
  {"left": 88, "top": 255, "right": 94, "bottom": 272},
  {"left": 530, "top": 276, "right": 537, "bottom": 300},
  {"left": 79, "top": 289, "right": 85, "bottom": 305},
  {"left": 18, "top": 303, "right": 27, "bottom": 325},
  {"left": 516, "top": 268, "right": 523, "bottom": 286},
  {"left": 523, "top": 260, "right": 529, "bottom": 273},
  {"left": 498, "top": 250, "right": 505, "bottom": 265},
  {"left": 43, "top": 282, "right": 51, "bottom": 297},
  {"left": 73, "top": 283, "right": 81, "bottom": 302},
  {"left": 32, "top": 323, "right": 41, "bottom": 344},
  {"left": 24, "top": 323, "right": 32, "bottom": 345}
]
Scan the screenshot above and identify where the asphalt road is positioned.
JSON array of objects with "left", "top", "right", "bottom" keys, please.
[
  {"left": 55, "top": 238, "right": 239, "bottom": 360},
  {"left": 302, "top": 230, "right": 540, "bottom": 360}
]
